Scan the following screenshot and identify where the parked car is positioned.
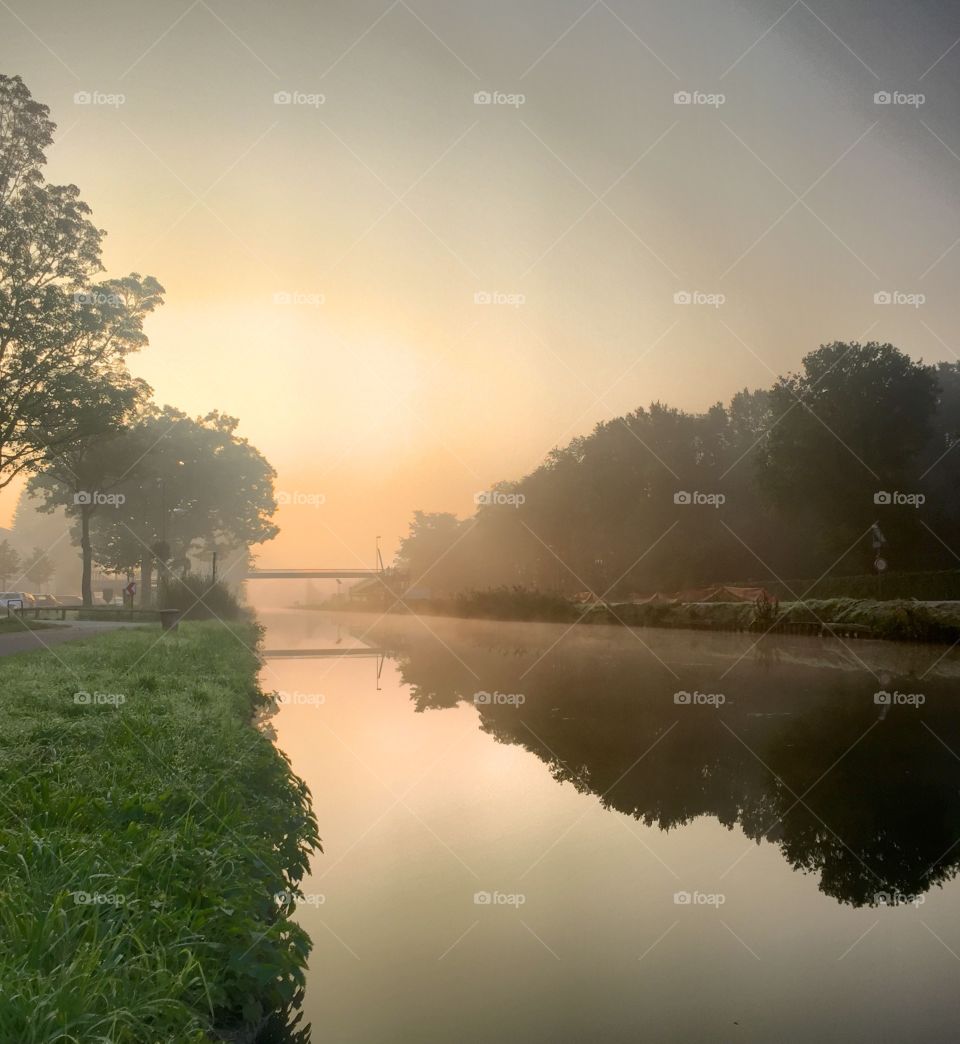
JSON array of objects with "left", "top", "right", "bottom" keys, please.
[
  {"left": 0, "top": 592, "right": 32, "bottom": 610},
  {"left": 33, "top": 595, "right": 61, "bottom": 608},
  {"left": 57, "top": 595, "right": 83, "bottom": 607}
]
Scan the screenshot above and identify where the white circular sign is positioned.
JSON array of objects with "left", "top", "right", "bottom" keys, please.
[{"left": 875, "top": 557, "right": 887, "bottom": 572}]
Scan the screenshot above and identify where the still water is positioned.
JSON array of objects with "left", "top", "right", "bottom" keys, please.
[{"left": 259, "top": 608, "right": 960, "bottom": 1043}]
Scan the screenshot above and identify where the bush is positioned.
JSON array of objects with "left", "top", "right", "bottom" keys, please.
[
  {"left": 164, "top": 572, "right": 243, "bottom": 619},
  {"left": 454, "top": 586, "right": 577, "bottom": 622}
]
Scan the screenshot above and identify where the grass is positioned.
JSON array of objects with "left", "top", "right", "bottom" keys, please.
[
  {"left": 0, "top": 621, "right": 320, "bottom": 1042},
  {"left": 0, "top": 615, "right": 60, "bottom": 633}
]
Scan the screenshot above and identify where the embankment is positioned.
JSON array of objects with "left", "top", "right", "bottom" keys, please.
[{"left": 0, "top": 620, "right": 320, "bottom": 1042}]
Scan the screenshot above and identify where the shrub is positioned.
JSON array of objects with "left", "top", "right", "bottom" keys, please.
[{"left": 164, "top": 572, "right": 243, "bottom": 619}]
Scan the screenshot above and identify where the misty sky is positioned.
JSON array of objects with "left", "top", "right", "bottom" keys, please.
[{"left": 2, "top": 0, "right": 960, "bottom": 568}]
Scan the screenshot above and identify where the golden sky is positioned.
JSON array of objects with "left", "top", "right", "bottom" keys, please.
[{"left": 2, "top": 0, "right": 960, "bottom": 569}]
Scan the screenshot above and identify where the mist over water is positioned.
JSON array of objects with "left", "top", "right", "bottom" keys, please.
[{"left": 262, "top": 609, "right": 960, "bottom": 1043}]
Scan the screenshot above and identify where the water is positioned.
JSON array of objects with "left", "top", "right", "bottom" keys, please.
[{"left": 259, "top": 609, "right": 960, "bottom": 1043}]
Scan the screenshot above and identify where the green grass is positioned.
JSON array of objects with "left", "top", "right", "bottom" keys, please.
[
  {"left": 0, "top": 616, "right": 61, "bottom": 633},
  {"left": 0, "top": 621, "right": 320, "bottom": 1042}
]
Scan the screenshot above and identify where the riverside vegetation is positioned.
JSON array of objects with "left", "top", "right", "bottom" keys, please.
[{"left": 0, "top": 622, "right": 320, "bottom": 1042}]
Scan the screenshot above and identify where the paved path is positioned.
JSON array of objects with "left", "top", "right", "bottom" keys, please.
[{"left": 0, "top": 621, "right": 147, "bottom": 658}]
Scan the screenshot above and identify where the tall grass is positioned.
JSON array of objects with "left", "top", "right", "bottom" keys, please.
[{"left": 0, "top": 621, "right": 320, "bottom": 1042}]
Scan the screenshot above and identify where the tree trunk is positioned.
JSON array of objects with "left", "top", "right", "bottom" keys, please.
[
  {"left": 80, "top": 508, "right": 93, "bottom": 607},
  {"left": 139, "top": 554, "right": 153, "bottom": 607}
]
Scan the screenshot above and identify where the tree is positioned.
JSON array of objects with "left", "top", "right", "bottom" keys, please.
[
  {"left": 758, "top": 342, "right": 939, "bottom": 573},
  {"left": 31, "top": 407, "right": 280, "bottom": 607},
  {"left": 22, "top": 547, "right": 54, "bottom": 590},
  {"left": 0, "top": 540, "right": 22, "bottom": 587},
  {"left": 29, "top": 424, "right": 147, "bottom": 605},
  {"left": 0, "top": 74, "right": 164, "bottom": 489}
]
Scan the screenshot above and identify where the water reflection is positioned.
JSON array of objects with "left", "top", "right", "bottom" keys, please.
[{"left": 352, "top": 616, "right": 960, "bottom": 909}]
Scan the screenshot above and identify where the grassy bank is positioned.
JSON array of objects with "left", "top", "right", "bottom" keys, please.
[
  {"left": 0, "top": 615, "right": 61, "bottom": 633},
  {"left": 344, "top": 586, "right": 960, "bottom": 644},
  {"left": 0, "top": 621, "right": 320, "bottom": 1042}
]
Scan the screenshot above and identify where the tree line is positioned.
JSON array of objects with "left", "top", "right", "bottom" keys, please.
[
  {"left": 396, "top": 342, "right": 960, "bottom": 598},
  {"left": 0, "top": 75, "right": 277, "bottom": 605}
]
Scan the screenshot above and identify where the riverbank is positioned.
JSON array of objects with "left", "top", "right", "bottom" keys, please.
[
  {"left": 324, "top": 589, "right": 960, "bottom": 645},
  {"left": 0, "top": 621, "right": 320, "bottom": 1042}
]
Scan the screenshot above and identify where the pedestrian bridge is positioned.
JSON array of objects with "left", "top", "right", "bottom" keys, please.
[{"left": 247, "top": 568, "right": 382, "bottom": 580}]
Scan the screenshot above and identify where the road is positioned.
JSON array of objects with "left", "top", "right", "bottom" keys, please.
[{"left": 0, "top": 621, "right": 146, "bottom": 658}]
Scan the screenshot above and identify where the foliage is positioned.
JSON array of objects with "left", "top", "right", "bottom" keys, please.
[
  {"left": 0, "top": 622, "right": 321, "bottom": 1042},
  {"left": 454, "top": 586, "right": 578, "bottom": 622},
  {"left": 394, "top": 345, "right": 960, "bottom": 596},
  {"left": 163, "top": 573, "right": 244, "bottom": 620},
  {"left": 0, "top": 74, "right": 164, "bottom": 489},
  {"left": 0, "top": 537, "right": 22, "bottom": 586}
]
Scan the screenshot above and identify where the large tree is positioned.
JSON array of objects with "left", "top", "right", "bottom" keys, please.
[
  {"left": 758, "top": 342, "right": 939, "bottom": 573},
  {"left": 32, "top": 408, "right": 279, "bottom": 607},
  {"left": 0, "top": 74, "right": 163, "bottom": 488}
]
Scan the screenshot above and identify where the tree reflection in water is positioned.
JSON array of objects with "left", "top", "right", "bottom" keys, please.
[{"left": 361, "top": 619, "right": 960, "bottom": 909}]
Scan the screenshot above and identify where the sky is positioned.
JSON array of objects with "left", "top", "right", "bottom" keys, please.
[{"left": 2, "top": 0, "right": 960, "bottom": 571}]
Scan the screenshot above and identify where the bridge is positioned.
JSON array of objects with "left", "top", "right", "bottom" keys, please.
[{"left": 247, "top": 568, "right": 382, "bottom": 580}]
